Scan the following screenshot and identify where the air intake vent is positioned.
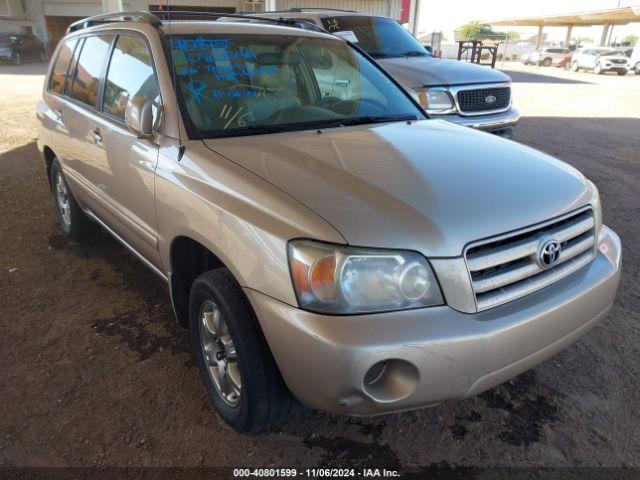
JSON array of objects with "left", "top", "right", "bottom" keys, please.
[
  {"left": 465, "top": 208, "right": 596, "bottom": 311},
  {"left": 457, "top": 86, "right": 511, "bottom": 114}
]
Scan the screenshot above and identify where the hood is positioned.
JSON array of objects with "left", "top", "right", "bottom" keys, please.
[
  {"left": 377, "top": 56, "right": 511, "bottom": 88},
  {"left": 204, "top": 121, "right": 592, "bottom": 257}
]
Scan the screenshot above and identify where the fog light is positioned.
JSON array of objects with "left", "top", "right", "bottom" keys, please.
[{"left": 363, "top": 359, "right": 419, "bottom": 402}]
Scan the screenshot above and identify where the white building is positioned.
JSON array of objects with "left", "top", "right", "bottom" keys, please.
[{"left": 1, "top": 0, "right": 419, "bottom": 54}]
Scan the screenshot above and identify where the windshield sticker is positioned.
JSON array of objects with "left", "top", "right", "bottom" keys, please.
[{"left": 333, "top": 30, "right": 359, "bottom": 43}]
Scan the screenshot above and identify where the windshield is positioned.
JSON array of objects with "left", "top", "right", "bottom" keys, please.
[
  {"left": 319, "top": 16, "right": 428, "bottom": 58},
  {"left": 170, "top": 34, "right": 424, "bottom": 138},
  {"left": 599, "top": 49, "right": 620, "bottom": 57}
]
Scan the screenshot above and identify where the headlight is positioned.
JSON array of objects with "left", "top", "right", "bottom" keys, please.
[
  {"left": 413, "top": 88, "right": 455, "bottom": 114},
  {"left": 587, "top": 179, "right": 603, "bottom": 238},
  {"left": 288, "top": 239, "right": 443, "bottom": 314}
]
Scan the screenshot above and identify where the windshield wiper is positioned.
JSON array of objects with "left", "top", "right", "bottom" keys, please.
[
  {"left": 399, "top": 51, "right": 428, "bottom": 57},
  {"left": 217, "top": 124, "right": 288, "bottom": 137},
  {"left": 366, "top": 52, "right": 388, "bottom": 58},
  {"left": 339, "top": 114, "right": 419, "bottom": 126}
]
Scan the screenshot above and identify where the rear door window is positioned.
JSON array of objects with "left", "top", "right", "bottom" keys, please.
[
  {"left": 68, "top": 35, "right": 112, "bottom": 108},
  {"left": 49, "top": 38, "right": 78, "bottom": 94},
  {"left": 102, "top": 35, "right": 159, "bottom": 121}
]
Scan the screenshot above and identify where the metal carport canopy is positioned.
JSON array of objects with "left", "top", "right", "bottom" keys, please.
[
  {"left": 485, "top": 6, "right": 640, "bottom": 48},
  {"left": 486, "top": 6, "right": 640, "bottom": 27}
]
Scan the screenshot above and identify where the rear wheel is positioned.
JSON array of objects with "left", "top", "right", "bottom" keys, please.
[
  {"left": 189, "top": 269, "right": 293, "bottom": 434},
  {"left": 593, "top": 62, "right": 603, "bottom": 74},
  {"left": 50, "top": 158, "right": 95, "bottom": 243},
  {"left": 571, "top": 61, "right": 580, "bottom": 72}
]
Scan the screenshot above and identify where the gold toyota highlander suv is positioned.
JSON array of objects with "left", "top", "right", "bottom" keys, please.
[{"left": 37, "top": 11, "right": 621, "bottom": 433}]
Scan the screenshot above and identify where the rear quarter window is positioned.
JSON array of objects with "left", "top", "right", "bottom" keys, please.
[{"left": 49, "top": 38, "right": 78, "bottom": 94}]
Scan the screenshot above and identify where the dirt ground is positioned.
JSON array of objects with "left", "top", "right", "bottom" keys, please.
[{"left": 1, "top": 62, "right": 639, "bottom": 472}]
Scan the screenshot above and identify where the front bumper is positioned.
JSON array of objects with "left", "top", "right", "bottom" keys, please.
[
  {"left": 431, "top": 106, "right": 520, "bottom": 136},
  {"left": 246, "top": 227, "right": 621, "bottom": 416}
]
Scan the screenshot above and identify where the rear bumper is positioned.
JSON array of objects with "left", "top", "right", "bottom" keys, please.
[
  {"left": 246, "top": 227, "right": 621, "bottom": 416},
  {"left": 431, "top": 106, "right": 520, "bottom": 135}
]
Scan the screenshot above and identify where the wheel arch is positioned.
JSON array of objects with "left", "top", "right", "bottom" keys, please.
[
  {"left": 169, "top": 235, "right": 235, "bottom": 328},
  {"left": 43, "top": 145, "right": 56, "bottom": 183}
]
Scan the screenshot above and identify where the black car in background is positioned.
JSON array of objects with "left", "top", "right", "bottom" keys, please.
[{"left": 0, "top": 33, "right": 46, "bottom": 64}]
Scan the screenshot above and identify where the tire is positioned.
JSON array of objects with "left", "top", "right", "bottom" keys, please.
[
  {"left": 594, "top": 62, "right": 603, "bottom": 75},
  {"left": 617, "top": 70, "right": 627, "bottom": 76},
  {"left": 543, "top": 57, "right": 552, "bottom": 67},
  {"left": 12, "top": 52, "right": 22, "bottom": 65},
  {"left": 189, "top": 269, "right": 293, "bottom": 434},
  {"left": 50, "top": 158, "right": 95, "bottom": 243},
  {"left": 635, "top": 64, "right": 640, "bottom": 75},
  {"left": 571, "top": 61, "right": 579, "bottom": 72}
]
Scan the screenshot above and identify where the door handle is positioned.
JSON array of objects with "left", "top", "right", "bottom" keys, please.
[
  {"left": 335, "top": 79, "right": 351, "bottom": 87},
  {"left": 53, "top": 108, "right": 62, "bottom": 120},
  {"left": 91, "top": 128, "right": 102, "bottom": 143}
]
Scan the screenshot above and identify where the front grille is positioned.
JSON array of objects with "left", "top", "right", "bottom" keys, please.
[
  {"left": 456, "top": 86, "right": 511, "bottom": 114},
  {"left": 611, "top": 59, "right": 627, "bottom": 64},
  {"left": 465, "top": 208, "right": 596, "bottom": 311}
]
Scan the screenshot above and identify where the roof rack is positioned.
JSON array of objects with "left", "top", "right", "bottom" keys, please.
[
  {"left": 149, "top": 10, "right": 325, "bottom": 32},
  {"left": 287, "top": 8, "right": 356, "bottom": 12},
  {"left": 67, "top": 11, "right": 161, "bottom": 33},
  {"left": 66, "top": 10, "right": 326, "bottom": 34}
]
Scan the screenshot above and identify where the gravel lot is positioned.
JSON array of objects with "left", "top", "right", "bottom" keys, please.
[{"left": 1, "top": 62, "right": 639, "bottom": 472}]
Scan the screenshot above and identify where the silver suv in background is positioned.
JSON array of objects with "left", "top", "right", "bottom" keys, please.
[
  {"left": 256, "top": 9, "right": 520, "bottom": 138},
  {"left": 571, "top": 47, "right": 629, "bottom": 75},
  {"left": 37, "top": 12, "right": 621, "bottom": 434}
]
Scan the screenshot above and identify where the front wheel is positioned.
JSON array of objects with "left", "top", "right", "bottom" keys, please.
[
  {"left": 571, "top": 61, "right": 579, "bottom": 72},
  {"left": 542, "top": 57, "right": 552, "bottom": 67},
  {"left": 189, "top": 269, "right": 293, "bottom": 434},
  {"left": 12, "top": 52, "right": 22, "bottom": 65},
  {"left": 617, "top": 70, "right": 627, "bottom": 76},
  {"left": 593, "top": 62, "right": 603, "bottom": 74}
]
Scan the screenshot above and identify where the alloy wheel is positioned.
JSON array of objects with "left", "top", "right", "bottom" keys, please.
[
  {"left": 55, "top": 171, "right": 72, "bottom": 230},
  {"left": 199, "top": 300, "right": 242, "bottom": 407}
]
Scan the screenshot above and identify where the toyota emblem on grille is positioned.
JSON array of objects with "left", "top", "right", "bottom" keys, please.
[
  {"left": 485, "top": 95, "right": 497, "bottom": 105},
  {"left": 538, "top": 239, "right": 561, "bottom": 268}
]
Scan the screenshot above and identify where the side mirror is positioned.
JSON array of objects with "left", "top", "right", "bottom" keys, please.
[{"left": 125, "top": 96, "right": 154, "bottom": 139}]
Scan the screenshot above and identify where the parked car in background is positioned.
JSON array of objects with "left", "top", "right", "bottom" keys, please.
[
  {"left": 571, "top": 47, "right": 629, "bottom": 75},
  {"left": 38, "top": 11, "right": 621, "bottom": 434},
  {"left": 254, "top": 9, "right": 519, "bottom": 138},
  {"left": 528, "top": 47, "right": 572, "bottom": 67},
  {"left": 0, "top": 33, "right": 46, "bottom": 64},
  {"left": 553, "top": 53, "right": 573, "bottom": 69},
  {"left": 628, "top": 39, "right": 640, "bottom": 74}
]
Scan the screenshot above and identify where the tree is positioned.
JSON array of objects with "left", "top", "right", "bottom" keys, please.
[
  {"left": 623, "top": 34, "right": 638, "bottom": 45},
  {"left": 458, "top": 21, "right": 497, "bottom": 40},
  {"left": 506, "top": 31, "right": 521, "bottom": 42}
]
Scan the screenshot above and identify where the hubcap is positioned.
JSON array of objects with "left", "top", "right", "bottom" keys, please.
[
  {"left": 199, "top": 300, "right": 241, "bottom": 407},
  {"left": 55, "top": 172, "right": 72, "bottom": 229}
]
